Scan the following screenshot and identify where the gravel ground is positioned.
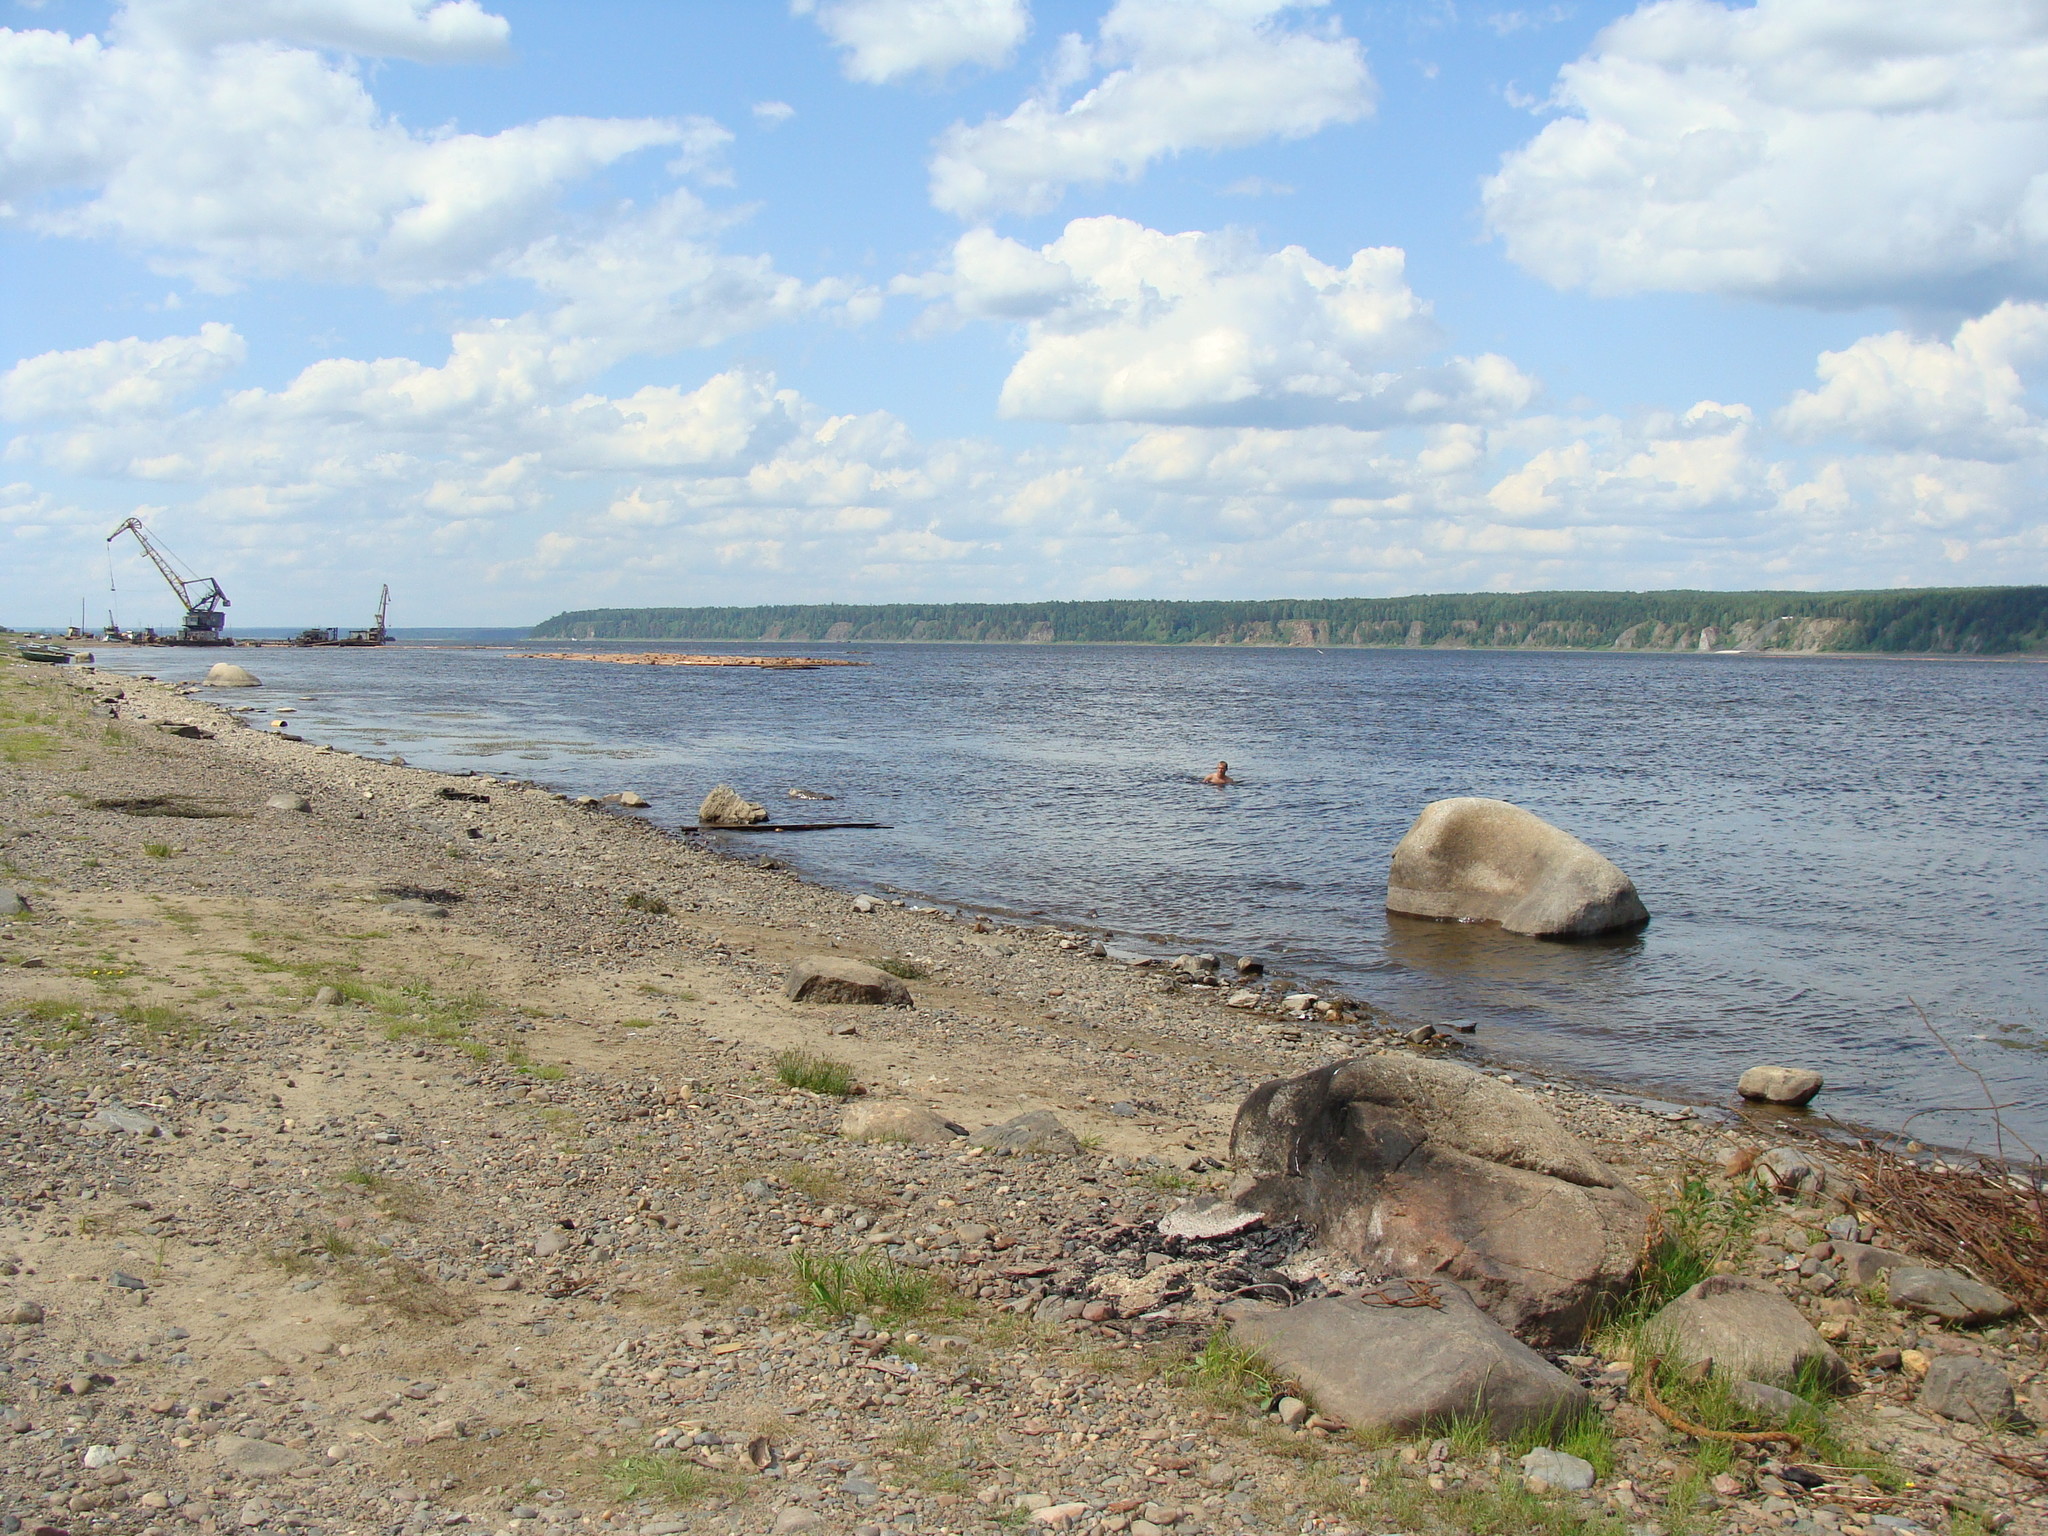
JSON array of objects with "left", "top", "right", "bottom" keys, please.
[{"left": 0, "top": 659, "right": 2042, "bottom": 1536}]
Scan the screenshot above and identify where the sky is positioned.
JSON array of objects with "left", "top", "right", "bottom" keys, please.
[{"left": 2, "top": 0, "right": 2046, "bottom": 628}]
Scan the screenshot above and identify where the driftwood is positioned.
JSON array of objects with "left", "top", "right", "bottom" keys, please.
[{"left": 688, "top": 822, "right": 890, "bottom": 833}]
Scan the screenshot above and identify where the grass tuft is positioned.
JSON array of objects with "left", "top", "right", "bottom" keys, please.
[
  {"left": 601, "top": 1452, "right": 732, "bottom": 1507},
  {"left": 623, "top": 892, "right": 671, "bottom": 915},
  {"left": 872, "top": 956, "right": 928, "bottom": 980},
  {"left": 792, "top": 1250, "right": 938, "bottom": 1320},
  {"left": 773, "top": 1048, "right": 857, "bottom": 1096}
]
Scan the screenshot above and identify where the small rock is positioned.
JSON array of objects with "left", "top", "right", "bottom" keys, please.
[
  {"left": 852, "top": 895, "right": 877, "bottom": 913},
  {"left": 211, "top": 1435, "right": 305, "bottom": 1477},
  {"left": 9, "top": 1300, "right": 45, "bottom": 1324},
  {"left": 1885, "top": 1267, "right": 2019, "bottom": 1326},
  {"left": 838, "top": 1102, "right": 965, "bottom": 1146},
  {"left": 784, "top": 956, "right": 912, "bottom": 1007},
  {"left": 698, "top": 784, "right": 768, "bottom": 826},
  {"left": 1031, "top": 1504, "right": 1088, "bottom": 1528},
  {"left": 1274, "top": 1396, "right": 1310, "bottom": 1428},
  {"left": 0, "top": 888, "right": 30, "bottom": 918},
  {"left": 770, "top": 1511, "right": 824, "bottom": 1535},
  {"left": 1737, "top": 1066, "right": 1824, "bottom": 1106},
  {"left": 156, "top": 722, "right": 213, "bottom": 739},
  {"left": 1156, "top": 1196, "right": 1263, "bottom": 1241},
  {"left": 615, "top": 791, "right": 650, "bottom": 808},
  {"left": 1831, "top": 1241, "right": 1911, "bottom": 1288},
  {"left": 312, "top": 985, "right": 343, "bottom": 1006},
  {"left": 108, "top": 1272, "right": 147, "bottom": 1291},
  {"left": 970, "top": 1111, "right": 1082, "bottom": 1157},
  {"left": 1919, "top": 1355, "right": 2025, "bottom": 1428},
  {"left": 92, "top": 1102, "right": 163, "bottom": 1137},
  {"left": 1520, "top": 1447, "right": 1596, "bottom": 1492},
  {"left": 264, "top": 794, "right": 311, "bottom": 813},
  {"left": 1730, "top": 1379, "right": 1811, "bottom": 1423},
  {"left": 1235, "top": 956, "right": 1264, "bottom": 976},
  {"left": 202, "top": 663, "right": 260, "bottom": 687},
  {"left": 1280, "top": 994, "right": 1318, "bottom": 1013}
]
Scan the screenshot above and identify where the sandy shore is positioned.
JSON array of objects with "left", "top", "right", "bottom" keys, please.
[{"left": 0, "top": 659, "right": 2042, "bottom": 1536}]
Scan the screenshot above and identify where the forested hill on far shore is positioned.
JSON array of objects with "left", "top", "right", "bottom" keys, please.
[{"left": 533, "top": 588, "right": 2048, "bottom": 656}]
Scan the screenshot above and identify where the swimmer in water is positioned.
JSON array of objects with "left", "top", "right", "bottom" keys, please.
[{"left": 1202, "top": 760, "right": 1234, "bottom": 786}]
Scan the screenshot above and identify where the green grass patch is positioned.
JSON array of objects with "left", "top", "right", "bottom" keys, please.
[
  {"left": 872, "top": 956, "right": 927, "bottom": 980},
  {"left": 773, "top": 1048, "right": 857, "bottom": 1096},
  {"left": 1175, "top": 1331, "right": 1280, "bottom": 1410},
  {"left": 620, "top": 1017, "right": 657, "bottom": 1029},
  {"left": 792, "top": 1250, "right": 938, "bottom": 1321},
  {"left": 601, "top": 1452, "right": 733, "bottom": 1507},
  {"left": 687, "top": 1249, "right": 777, "bottom": 1300},
  {"left": 141, "top": 842, "right": 175, "bottom": 859},
  {"left": 623, "top": 892, "right": 670, "bottom": 915}
]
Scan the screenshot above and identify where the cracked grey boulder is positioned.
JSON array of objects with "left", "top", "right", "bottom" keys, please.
[
  {"left": 0, "top": 887, "right": 28, "bottom": 918},
  {"left": 1919, "top": 1355, "right": 2025, "bottom": 1428},
  {"left": 1229, "top": 1284, "right": 1589, "bottom": 1438},
  {"left": 1231, "top": 1054, "right": 1648, "bottom": 1346},
  {"left": 1884, "top": 1267, "right": 2018, "bottom": 1326},
  {"left": 1648, "top": 1276, "right": 1852, "bottom": 1392},
  {"left": 1386, "top": 797, "right": 1648, "bottom": 938},
  {"left": 784, "top": 956, "right": 912, "bottom": 1007}
]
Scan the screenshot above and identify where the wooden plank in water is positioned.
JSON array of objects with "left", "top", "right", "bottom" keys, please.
[{"left": 688, "top": 822, "right": 890, "bottom": 833}]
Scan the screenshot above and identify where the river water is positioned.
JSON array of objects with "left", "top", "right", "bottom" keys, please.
[{"left": 82, "top": 640, "right": 2048, "bottom": 1151}]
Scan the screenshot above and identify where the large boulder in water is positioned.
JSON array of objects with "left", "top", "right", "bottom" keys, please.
[
  {"left": 698, "top": 784, "right": 767, "bottom": 825},
  {"left": 1231, "top": 1054, "right": 1650, "bottom": 1346},
  {"left": 202, "top": 662, "right": 260, "bottom": 687},
  {"left": 1386, "top": 797, "right": 1648, "bottom": 938}
]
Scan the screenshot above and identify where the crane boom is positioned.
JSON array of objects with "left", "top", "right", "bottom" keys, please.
[{"left": 105, "top": 517, "right": 231, "bottom": 644}]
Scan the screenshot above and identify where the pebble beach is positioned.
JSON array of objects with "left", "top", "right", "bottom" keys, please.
[{"left": 1, "top": 659, "right": 2043, "bottom": 1536}]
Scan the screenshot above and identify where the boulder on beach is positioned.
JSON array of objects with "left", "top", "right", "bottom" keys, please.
[
  {"left": 202, "top": 662, "right": 260, "bottom": 687},
  {"left": 699, "top": 784, "right": 767, "bottom": 825},
  {"left": 1228, "top": 1284, "right": 1589, "bottom": 1438},
  {"left": 839, "top": 1102, "right": 964, "bottom": 1146},
  {"left": 1647, "top": 1275, "right": 1853, "bottom": 1391},
  {"left": 1230, "top": 1054, "right": 1649, "bottom": 1346},
  {"left": 265, "top": 793, "right": 311, "bottom": 813},
  {"left": 1386, "top": 797, "right": 1648, "bottom": 938},
  {"left": 970, "top": 1110, "right": 1082, "bottom": 1157},
  {"left": 0, "top": 887, "right": 29, "bottom": 918},
  {"left": 1738, "top": 1065, "right": 1824, "bottom": 1105},
  {"left": 1884, "top": 1266, "right": 2018, "bottom": 1326},
  {"left": 783, "top": 955, "right": 912, "bottom": 1006},
  {"left": 1919, "top": 1355, "right": 2025, "bottom": 1427}
]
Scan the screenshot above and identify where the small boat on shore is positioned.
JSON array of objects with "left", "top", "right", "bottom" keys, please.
[{"left": 14, "top": 642, "right": 73, "bottom": 664}]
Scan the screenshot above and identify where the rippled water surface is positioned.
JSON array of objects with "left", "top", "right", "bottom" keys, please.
[{"left": 87, "top": 641, "right": 2048, "bottom": 1148}]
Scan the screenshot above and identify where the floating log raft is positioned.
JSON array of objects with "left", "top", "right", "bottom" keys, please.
[{"left": 516, "top": 651, "right": 865, "bottom": 669}]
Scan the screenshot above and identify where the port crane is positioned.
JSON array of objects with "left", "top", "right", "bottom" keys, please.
[
  {"left": 105, "top": 518, "right": 232, "bottom": 645},
  {"left": 292, "top": 584, "right": 392, "bottom": 647}
]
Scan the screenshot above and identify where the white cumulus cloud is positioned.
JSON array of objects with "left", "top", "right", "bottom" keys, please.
[
  {"left": 1777, "top": 303, "right": 2048, "bottom": 459},
  {"left": 0, "top": 13, "right": 704, "bottom": 291},
  {"left": 114, "top": 0, "right": 510, "bottom": 61},
  {"left": 929, "top": 0, "right": 1371, "bottom": 218},
  {"left": 794, "top": 0, "right": 1029, "bottom": 83},
  {"left": 1483, "top": 0, "right": 2048, "bottom": 306},
  {"left": 0, "top": 323, "right": 245, "bottom": 420},
  {"left": 902, "top": 218, "right": 1532, "bottom": 427}
]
